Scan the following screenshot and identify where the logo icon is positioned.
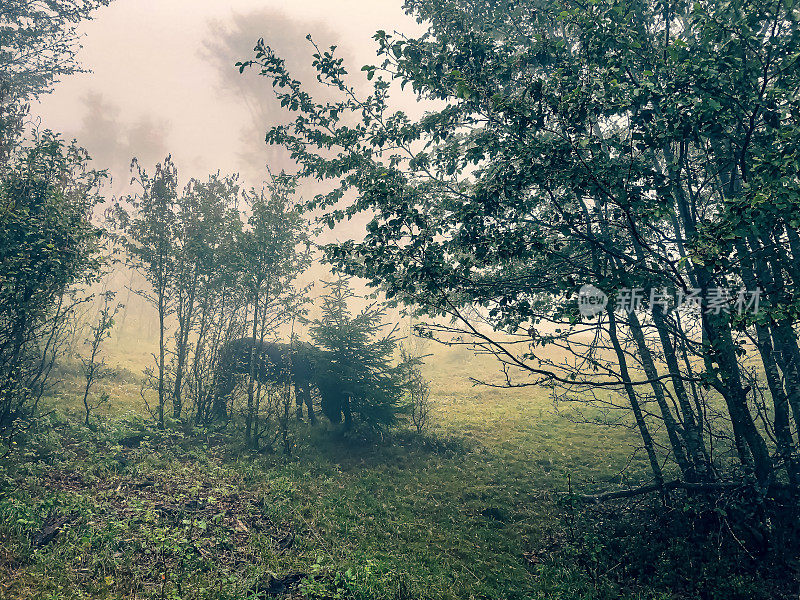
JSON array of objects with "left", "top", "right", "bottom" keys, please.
[{"left": 578, "top": 284, "right": 608, "bottom": 318}]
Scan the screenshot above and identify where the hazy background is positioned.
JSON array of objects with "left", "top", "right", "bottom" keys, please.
[
  {"left": 31, "top": 0, "right": 420, "bottom": 195},
  {"left": 26, "top": 0, "right": 437, "bottom": 369}
]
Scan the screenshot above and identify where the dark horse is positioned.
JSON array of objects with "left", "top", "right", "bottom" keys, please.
[{"left": 213, "top": 338, "right": 349, "bottom": 424}]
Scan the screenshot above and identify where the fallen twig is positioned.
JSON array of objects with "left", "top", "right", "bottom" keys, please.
[{"left": 578, "top": 480, "right": 747, "bottom": 503}]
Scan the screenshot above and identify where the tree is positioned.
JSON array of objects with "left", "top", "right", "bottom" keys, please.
[
  {"left": 78, "top": 291, "right": 121, "bottom": 426},
  {"left": 235, "top": 175, "right": 310, "bottom": 446},
  {"left": 0, "top": 132, "right": 104, "bottom": 435},
  {"left": 176, "top": 174, "right": 244, "bottom": 426},
  {"left": 0, "top": 0, "right": 110, "bottom": 437},
  {"left": 310, "top": 278, "right": 406, "bottom": 433},
  {"left": 0, "top": 0, "right": 111, "bottom": 162},
  {"left": 109, "top": 157, "right": 178, "bottom": 429},
  {"left": 169, "top": 173, "right": 242, "bottom": 420},
  {"left": 244, "top": 0, "right": 800, "bottom": 490},
  {"left": 401, "top": 346, "right": 432, "bottom": 435}
]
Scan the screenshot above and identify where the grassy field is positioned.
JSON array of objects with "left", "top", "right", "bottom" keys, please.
[{"left": 0, "top": 343, "right": 752, "bottom": 600}]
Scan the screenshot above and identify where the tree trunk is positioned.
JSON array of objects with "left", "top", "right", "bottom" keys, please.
[
  {"left": 246, "top": 288, "right": 259, "bottom": 447},
  {"left": 736, "top": 238, "right": 799, "bottom": 484},
  {"left": 702, "top": 308, "right": 771, "bottom": 486},
  {"left": 651, "top": 306, "right": 711, "bottom": 480},
  {"left": 172, "top": 290, "right": 194, "bottom": 420},
  {"left": 607, "top": 309, "right": 666, "bottom": 491},
  {"left": 158, "top": 289, "right": 166, "bottom": 430},
  {"left": 627, "top": 311, "right": 694, "bottom": 481}
]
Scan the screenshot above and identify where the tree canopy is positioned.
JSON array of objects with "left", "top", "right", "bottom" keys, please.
[{"left": 243, "top": 0, "right": 800, "bottom": 488}]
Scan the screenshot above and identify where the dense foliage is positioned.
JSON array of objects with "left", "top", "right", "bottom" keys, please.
[
  {"left": 0, "top": 133, "right": 104, "bottom": 435},
  {"left": 244, "top": 0, "right": 800, "bottom": 492},
  {"left": 110, "top": 164, "right": 312, "bottom": 440},
  {"left": 0, "top": 0, "right": 111, "bottom": 437}
]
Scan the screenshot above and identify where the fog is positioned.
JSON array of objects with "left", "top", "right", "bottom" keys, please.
[{"left": 32, "top": 0, "right": 420, "bottom": 194}]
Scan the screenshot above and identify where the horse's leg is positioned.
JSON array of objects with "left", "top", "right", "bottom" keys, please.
[
  {"left": 294, "top": 381, "right": 304, "bottom": 421},
  {"left": 343, "top": 394, "right": 352, "bottom": 428},
  {"left": 301, "top": 381, "right": 316, "bottom": 425},
  {"left": 318, "top": 385, "right": 341, "bottom": 423},
  {"left": 212, "top": 374, "right": 234, "bottom": 420}
]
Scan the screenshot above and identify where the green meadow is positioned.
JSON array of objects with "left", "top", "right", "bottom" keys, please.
[{"left": 0, "top": 341, "right": 662, "bottom": 600}]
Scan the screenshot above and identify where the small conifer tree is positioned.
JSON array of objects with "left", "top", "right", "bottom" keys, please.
[{"left": 310, "top": 278, "right": 405, "bottom": 431}]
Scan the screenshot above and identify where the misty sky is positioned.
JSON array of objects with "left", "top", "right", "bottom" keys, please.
[
  {"left": 25, "top": 0, "right": 426, "bottom": 355},
  {"left": 22, "top": 0, "right": 535, "bottom": 368},
  {"left": 32, "top": 0, "right": 420, "bottom": 195}
]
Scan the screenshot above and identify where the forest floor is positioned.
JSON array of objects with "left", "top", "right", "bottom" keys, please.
[{"left": 0, "top": 348, "right": 792, "bottom": 599}]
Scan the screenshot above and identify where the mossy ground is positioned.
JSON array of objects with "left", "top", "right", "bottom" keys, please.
[{"left": 1, "top": 346, "right": 777, "bottom": 599}]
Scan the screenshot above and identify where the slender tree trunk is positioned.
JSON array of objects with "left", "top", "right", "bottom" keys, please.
[
  {"left": 192, "top": 294, "right": 211, "bottom": 425},
  {"left": 756, "top": 236, "right": 800, "bottom": 437},
  {"left": 702, "top": 308, "right": 772, "bottom": 485},
  {"left": 82, "top": 363, "right": 96, "bottom": 427},
  {"left": 674, "top": 318, "right": 715, "bottom": 474},
  {"left": 173, "top": 282, "right": 196, "bottom": 420},
  {"left": 775, "top": 327, "right": 800, "bottom": 436},
  {"left": 651, "top": 307, "right": 711, "bottom": 480},
  {"left": 779, "top": 226, "right": 800, "bottom": 287},
  {"left": 627, "top": 311, "right": 694, "bottom": 480},
  {"left": 246, "top": 287, "right": 260, "bottom": 446},
  {"left": 158, "top": 289, "right": 166, "bottom": 430},
  {"left": 668, "top": 170, "right": 770, "bottom": 483},
  {"left": 607, "top": 309, "right": 665, "bottom": 491},
  {"left": 737, "top": 238, "right": 799, "bottom": 484}
]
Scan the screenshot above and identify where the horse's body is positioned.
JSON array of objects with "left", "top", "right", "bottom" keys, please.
[{"left": 213, "top": 338, "right": 348, "bottom": 424}]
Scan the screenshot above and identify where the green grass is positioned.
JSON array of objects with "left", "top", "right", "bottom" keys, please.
[{"left": 0, "top": 347, "right": 659, "bottom": 600}]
